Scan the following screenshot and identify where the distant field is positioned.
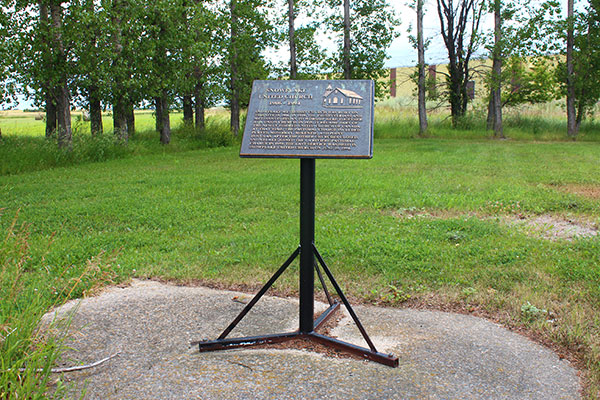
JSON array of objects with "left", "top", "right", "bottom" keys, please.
[
  {"left": 2, "top": 102, "right": 599, "bottom": 142},
  {"left": 0, "top": 108, "right": 230, "bottom": 137}
]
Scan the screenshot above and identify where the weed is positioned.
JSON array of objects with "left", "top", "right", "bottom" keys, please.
[
  {"left": 461, "top": 287, "right": 477, "bottom": 298},
  {"left": 521, "top": 301, "right": 548, "bottom": 322}
]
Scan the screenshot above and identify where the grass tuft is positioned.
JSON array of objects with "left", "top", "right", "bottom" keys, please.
[{"left": 0, "top": 210, "right": 120, "bottom": 398}]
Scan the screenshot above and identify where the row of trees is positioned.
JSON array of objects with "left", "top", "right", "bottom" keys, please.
[
  {"left": 1, "top": 0, "right": 597, "bottom": 147},
  {"left": 412, "top": 0, "right": 600, "bottom": 139},
  {"left": 0, "top": 0, "right": 397, "bottom": 147}
]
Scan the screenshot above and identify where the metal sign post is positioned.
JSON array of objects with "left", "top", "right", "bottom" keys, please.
[{"left": 193, "top": 80, "right": 398, "bottom": 367}]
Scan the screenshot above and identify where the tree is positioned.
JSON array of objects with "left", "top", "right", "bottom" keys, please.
[
  {"left": 186, "top": 0, "right": 222, "bottom": 130},
  {"left": 229, "top": 0, "right": 240, "bottom": 135},
  {"left": 562, "top": 0, "right": 600, "bottom": 137},
  {"left": 0, "top": 4, "right": 17, "bottom": 108},
  {"left": 289, "top": 0, "right": 297, "bottom": 79},
  {"left": 11, "top": 0, "right": 75, "bottom": 144},
  {"left": 566, "top": 0, "right": 576, "bottom": 137},
  {"left": 407, "top": 0, "right": 428, "bottom": 134},
  {"left": 227, "top": 0, "right": 273, "bottom": 135},
  {"left": 107, "top": 0, "right": 130, "bottom": 141},
  {"left": 321, "top": 0, "right": 398, "bottom": 97},
  {"left": 145, "top": 0, "right": 190, "bottom": 144},
  {"left": 518, "top": 0, "right": 598, "bottom": 137},
  {"left": 70, "top": 0, "right": 111, "bottom": 136},
  {"left": 36, "top": 1, "right": 58, "bottom": 138},
  {"left": 416, "top": 0, "right": 428, "bottom": 135},
  {"left": 486, "top": 0, "right": 503, "bottom": 138},
  {"left": 436, "top": 0, "right": 483, "bottom": 126},
  {"left": 49, "top": 0, "right": 72, "bottom": 148},
  {"left": 278, "top": 0, "right": 323, "bottom": 79},
  {"left": 342, "top": 0, "right": 350, "bottom": 79}
]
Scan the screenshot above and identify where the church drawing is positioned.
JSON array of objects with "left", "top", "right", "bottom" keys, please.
[{"left": 322, "top": 85, "right": 363, "bottom": 108}]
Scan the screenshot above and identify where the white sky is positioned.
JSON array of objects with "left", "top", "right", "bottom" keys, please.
[
  {"left": 386, "top": 0, "right": 493, "bottom": 68},
  {"left": 386, "top": 0, "right": 572, "bottom": 68}
]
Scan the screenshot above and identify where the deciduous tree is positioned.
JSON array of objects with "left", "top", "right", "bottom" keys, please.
[
  {"left": 227, "top": 0, "right": 273, "bottom": 135},
  {"left": 436, "top": 0, "right": 483, "bottom": 125},
  {"left": 415, "top": 0, "right": 428, "bottom": 135},
  {"left": 321, "top": 0, "right": 398, "bottom": 97},
  {"left": 486, "top": 0, "right": 503, "bottom": 138}
]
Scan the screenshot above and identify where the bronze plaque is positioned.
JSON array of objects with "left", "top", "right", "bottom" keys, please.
[{"left": 240, "top": 80, "right": 374, "bottom": 159}]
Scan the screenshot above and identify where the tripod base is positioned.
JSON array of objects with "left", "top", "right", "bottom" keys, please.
[{"left": 192, "top": 246, "right": 399, "bottom": 368}]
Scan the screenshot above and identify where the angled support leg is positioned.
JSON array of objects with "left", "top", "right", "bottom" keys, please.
[
  {"left": 315, "top": 260, "right": 334, "bottom": 306},
  {"left": 313, "top": 244, "right": 378, "bottom": 353},
  {"left": 194, "top": 247, "right": 300, "bottom": 350},
  {"left": 314, "top": 301, "right": 340, "bottom": 331}
]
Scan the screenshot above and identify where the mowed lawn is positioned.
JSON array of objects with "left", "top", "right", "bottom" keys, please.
[{"left": 2, "top": 139, "right": 600, "bottom": 394}]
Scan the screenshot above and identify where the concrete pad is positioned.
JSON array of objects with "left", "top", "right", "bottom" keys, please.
[{"left": 46, "top": 279, "right": 581, "bottom": 399}]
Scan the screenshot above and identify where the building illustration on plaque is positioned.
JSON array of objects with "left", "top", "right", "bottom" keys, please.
[{"left": 322, "top": 84, "right": 363, "bottom": 108}]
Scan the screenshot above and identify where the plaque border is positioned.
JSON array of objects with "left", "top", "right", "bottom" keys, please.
[{"left": 239, "top": 80, "right": 374, "bottom": 160}]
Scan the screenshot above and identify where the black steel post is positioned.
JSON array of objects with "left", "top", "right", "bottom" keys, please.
[{"left": 299, "top": 158, "right": 315, "bottom": 333}]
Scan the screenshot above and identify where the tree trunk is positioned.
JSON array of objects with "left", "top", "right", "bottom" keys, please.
[
  {"left": 111, "top": 0, "right": 127, "bottom": 142},
  {"left": 50, "top": 1, "right": 71, "bottom": 148},
  {"left": 40, "top": 1, "right": 57, "bottom": 139},
  {"left": 289, "top": 0, "right": 297, "bottom": 79},
  {"left": 113, "top": 98, "right": 128, "bottom": 142},
  {"left": 160, "top": 90, "right": 171, "bottom": 144},
  {"left": 56, "top": 85, "right": 72, "bottom": 148},
  {"left": 45, "top": 92, "right": 57, "bottom": 139},
  {"left": 566, "top": 0, "right": 577, "bottom": 138},
  {"left": 491, "top": 0, "right": 503, "bottom": 138},
  {"left": 194, "top": 81, "right": 205, "bottom": 130},
  {"left": 343, "top": 0, "right": 351, "bottom": 79},
  {"left": 85, "top": 0, "right": 102, "bottom": 137},
  {"left": 486, "top": 91, "right": 494, "bottom": 130},
  {"left": 126, "top": 101, "right": 135, "bottom": 138},
  {"left": 230, "top": 0, "right": 240, "bottom": 136},
  {"left": 155, "top": 96, "right": 163, "bottom": 132},
  {"left": 89, "top": 85, "right": 103, "bottom": 136},
  {"left": 416, "top": 0, "right": 428, "bottom": 135},
  {"left": 183, "top": 95, "right": 194, "bottom": 124}
]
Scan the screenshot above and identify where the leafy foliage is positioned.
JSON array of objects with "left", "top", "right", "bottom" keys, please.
[
  {"left": 554, "top": 0, "right": 600, "bottom": 120},
  {"left": 497, "top": 57, "right": 559, "bottom": 107},
  {"left": 320, "top": 0, "right": 399, "bottom": 98}
]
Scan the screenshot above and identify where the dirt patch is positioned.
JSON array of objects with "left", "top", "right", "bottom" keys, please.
[
  {"left": 555, "top": 183, "right": 600, "bottom": 200},
  {"left": 388, "top": 208, "right": 598, "bottom": 241},
  {"left": 508, "top": 214, "right": 598, "bottom": 241}
]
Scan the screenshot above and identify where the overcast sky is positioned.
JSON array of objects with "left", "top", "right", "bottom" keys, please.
[{"left": 385, "top": 0, "right": 494, "bottom": 68}]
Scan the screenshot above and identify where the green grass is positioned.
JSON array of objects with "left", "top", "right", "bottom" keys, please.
[
  {"left": 1, "top": 138, "right": 600, "bottom": 397},
  {"left": 0, "top": 114, "right": 235, "bottom": 175},
  {"left": 1, "top": 105, "right": 600, "bottom": 397}
]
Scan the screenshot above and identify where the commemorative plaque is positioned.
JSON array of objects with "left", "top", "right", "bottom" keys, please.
[
  {"left": 240, "top": 80, "right": 374, "bottom": 159},
  {"left": 196, "top": 79, "right": 399, "bottom": 368}
]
